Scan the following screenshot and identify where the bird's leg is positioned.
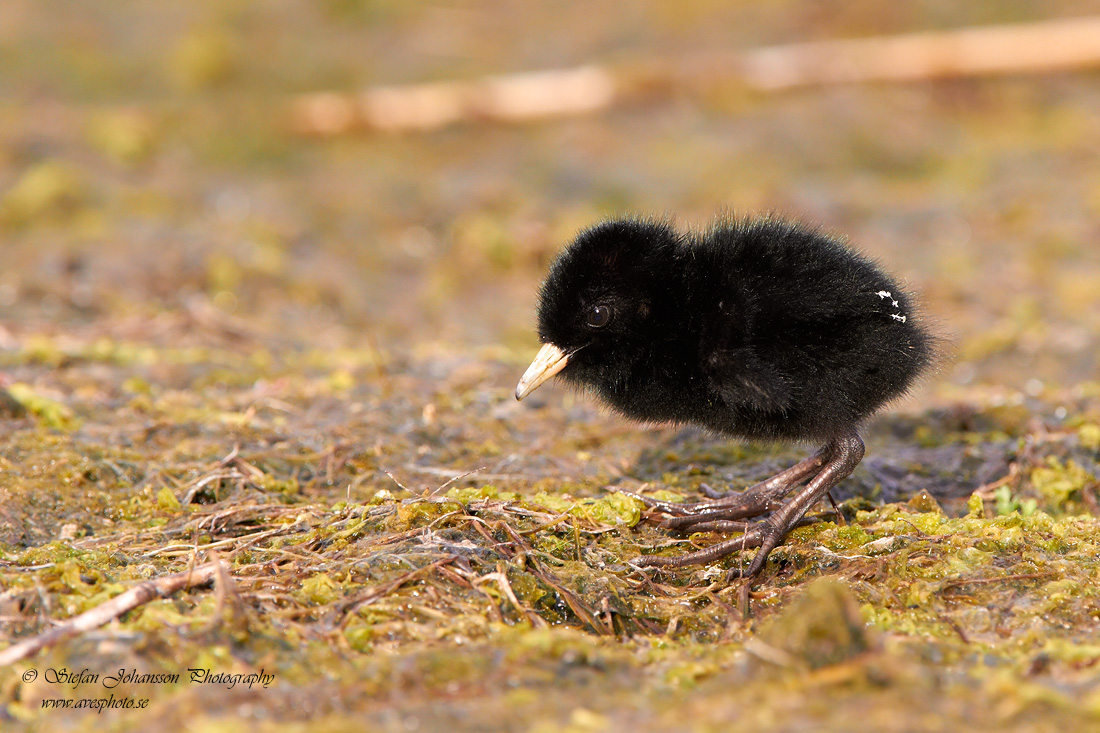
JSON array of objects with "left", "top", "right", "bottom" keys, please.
[
  {"left": 636, "top": 431, "right": 864, "bottom": 578},
  {"left": 628, "top": 446, "right": 830, "bottom": 519},
  {"left": 679, "top": 517, "right": 820, "bottom": 534},
  {"left": 727, "top": 432, "right": 863, "bottom": 578},
  {"left": 655, "top": 446, "right": 831, "bottom": 530},
  {"left": 694, "top": 446, "right": 829, "bottom": 504}
]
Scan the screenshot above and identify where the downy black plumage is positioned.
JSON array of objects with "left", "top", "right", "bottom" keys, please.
[{"left": 516, "top": 216, "right": 935, "bottom": 578}]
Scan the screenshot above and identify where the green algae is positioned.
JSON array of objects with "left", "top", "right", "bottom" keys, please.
[
  {"left": 446, "top": 485, "right": 520, "bottom": 503},
  {"left": 994, "top": 486, "right": 1039, "bottom": 517},
  {"left": 2, "top": 3, "right": 1100, "bottom": 730},
  {"left": 0, "top": 161, "right": 89, "bottom": 228},
  {"left": 1079, "top": 424, "right": 1100, "bottom": 451},
  {"left": 529, "top": 492, "right": 643, "bottom": 528},
  {"left": 1030, "top": 459, "right": 1096, "bottom": 512},
  {"left": 757, "top": 579, "right": 874, "bottom": 669},
  {"left": 6, "top": 447, "right": 1100, "bottom": 730},
  {"left": 5, "top": 383, "right": 81, "bottom": 432}
]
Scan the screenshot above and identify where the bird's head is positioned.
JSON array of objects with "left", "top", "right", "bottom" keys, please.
[{"left": 515, "top": 218, "right": 681, "bottom": 400}]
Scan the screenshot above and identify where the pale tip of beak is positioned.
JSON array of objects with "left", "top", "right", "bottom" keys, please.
[{"left": 515, "top": 343, "right": 569, "bottom": 401}]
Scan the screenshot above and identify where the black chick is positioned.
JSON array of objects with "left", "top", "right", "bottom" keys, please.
[{"left": 515, "top": 216, "right": 934, "bottom": 578}]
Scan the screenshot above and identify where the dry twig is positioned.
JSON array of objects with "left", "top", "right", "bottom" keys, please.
[
  {"left": 292, "top": 16, "right": 1100, "bottom": 135},
  {"left": 0, "top": 562, "right": 222, "bottom": 666}
]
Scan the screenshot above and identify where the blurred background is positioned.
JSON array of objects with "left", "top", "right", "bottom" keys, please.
[
  {"left": 2, "top": 0, "right": 1100, "bottom": 407},
  {"left": 4, "top": 5, "right": 1100, "bottom": 727}
]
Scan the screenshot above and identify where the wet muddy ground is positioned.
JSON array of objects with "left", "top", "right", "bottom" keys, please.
[{"left": 2, "top": 2, "right": 1100, "bottom": 731}]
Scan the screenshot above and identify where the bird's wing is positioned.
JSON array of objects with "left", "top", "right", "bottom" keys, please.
[{"left": 703, "top": 347, "right": 793, "bottom": 413}]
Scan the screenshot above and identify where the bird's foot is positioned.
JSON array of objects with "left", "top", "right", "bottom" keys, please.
[
  {"left": 626, "top": 485, "right": 780, "bottom": 519},
  {"left": 634, "top": 432, "right": 864, "bottom": 580},
  {"left": 698, "top": 483, "right": 733, "bottom": 499},
  {"left": 657, "top": 502, "right": 780, "bottom": 529},
  {"left": 633, "top": 515, "right": 817, "bottom": 575},
  {"left": 629, "top": 445, "right": 831, "bottom": 524},
  {"left": 618, "top": 490, "right": 701, "bottom": 516},
  {"left": 636, "top": 522, "right": 767, "bottom": 570}
]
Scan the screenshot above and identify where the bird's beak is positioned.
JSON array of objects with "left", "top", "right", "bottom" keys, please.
[{"left": 515, "top": 343, "right": 569, "bottom": 400}]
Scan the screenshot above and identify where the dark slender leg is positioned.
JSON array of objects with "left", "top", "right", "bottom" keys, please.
[
  {"left": 657, "top": 445, "right": 831, "bottom": 531},
  {"left": 681, "top": 517, "right": 819, "bottom": 534},
  {"left": 626, "top": 446, "right": 830, "bottom": 521},
  {"left": 636, "top": 431, "right": 864, "bottom": 578},
  {"left": 691, "top": 447, "right": 829, "bottom": 506}
]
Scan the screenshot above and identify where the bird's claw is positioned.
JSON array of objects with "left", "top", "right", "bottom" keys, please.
[
  {"left": 625, "top": 485, "right": 784, "bottom": 520},
  {"left": 635, "top": 514, "right": 818, "bottom": 576},
  {"left": 698, "top": 483, "right": 723, "bottom": 499},
  {"left": 617, "top": 490, "right": 697, "bottom": 515},
  {"left": 657, "top": 500, "right": 783, "bottom": 528},
  {"left": 636, "top": 433, "right": 864, "bottom": 579},
  {"left": 636, "top": 523, "right": 768, "bottom": 570}
]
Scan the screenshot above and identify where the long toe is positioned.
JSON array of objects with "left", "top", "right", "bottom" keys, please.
[
  {"left": 621, "top": 491, "right": 701, "bottom": 516},
  {"left": 638, "top": 433, "right": 864, "bottom": 578},
  {"left": 725, "top": 518, "right": 788, "bottom": 579},
  {"left": 699, "top": 483, "right": 731, "bottom": 499},
  {"left": 728, "top": 431, "right": 865, "bottom": 577},
  {"left": 636, "top": 524, "right": 767, "bottom": 568},
  {"left": 622, "top": 489, "right": 758, "bottom": 518},
  {"left": 665, "top": 519, "right": 754, "bottom": 534},
  {"left": 659, "top": 502, "right": 780, "bottom": 529},
  {"left": 669, "top": 515, "right": 818, "bottom": 536},
  {"left": 644, "top": 446, "right": 832, "bottom": 518}
]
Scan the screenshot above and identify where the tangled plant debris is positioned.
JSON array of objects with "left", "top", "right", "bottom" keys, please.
[
  {"left": 3, "top": 2, "right": 1100, "bottom": 731},
  {"left": 2, "top": 332, "right": 1100, "bottom": 730}
]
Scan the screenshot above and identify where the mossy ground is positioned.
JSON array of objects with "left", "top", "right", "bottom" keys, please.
[{"left": 3, "top": 2, "right": 1100, "bottom": 732}]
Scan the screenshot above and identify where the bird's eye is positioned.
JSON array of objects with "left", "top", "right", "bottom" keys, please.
[{"left": 586, "top": 305, "right": 612, "bottom": 328}]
